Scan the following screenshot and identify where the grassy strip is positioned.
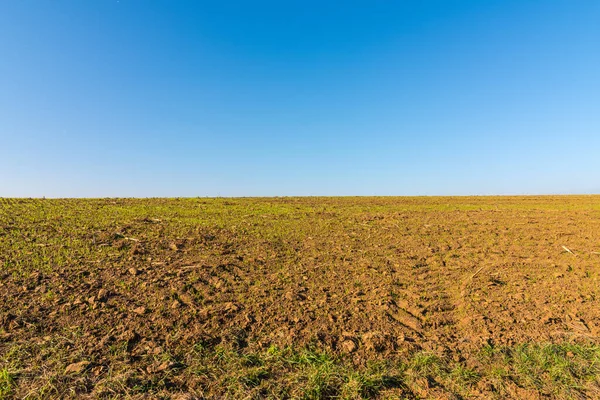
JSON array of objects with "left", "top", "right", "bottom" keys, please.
[
  {"left": 477, "top": 342, "right": 600, "bottom": 398},
  {"left": 2, "top": 338, "right": 600, "bottom": 398},
  {"left": 143, "top": 341, "right": 600, "bottom": 398}
]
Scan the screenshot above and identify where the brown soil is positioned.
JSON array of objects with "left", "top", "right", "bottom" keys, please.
[{"left": 1, "top": 196, "right": 600, "bottom": 398}]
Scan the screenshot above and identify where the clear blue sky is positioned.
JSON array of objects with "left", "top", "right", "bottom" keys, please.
[{"left": 1, "top": 1, "right": 598, "bottom": 197}]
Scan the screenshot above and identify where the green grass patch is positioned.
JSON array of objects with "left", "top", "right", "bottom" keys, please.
[{"left": 0, "top": 368, "right": 15, "bottom": 399}]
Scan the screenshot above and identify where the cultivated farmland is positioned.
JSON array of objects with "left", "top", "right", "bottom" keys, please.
[{"left": 1, "top": 196, "right": 600, "bottom": 399}]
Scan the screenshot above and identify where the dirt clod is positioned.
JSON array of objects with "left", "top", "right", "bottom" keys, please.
[
  {"left": 65, "top": 361, "right": 90, "bottom": 374},
  {"left": 341, "top": 339, "right": 357, "bottom": 353},
  {"left": 362, "top": 332, "right": 388, "bottom": 352},
  {"left": 133, "top": 306, "right": 147, "bottom": 315},
  {"left": 97, "top": 289, "right": 108, "bottom": 302}
]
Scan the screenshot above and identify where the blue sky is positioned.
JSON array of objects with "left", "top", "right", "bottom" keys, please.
[{"left": 1, "top": 1, "right": 598, "bottom": 197}]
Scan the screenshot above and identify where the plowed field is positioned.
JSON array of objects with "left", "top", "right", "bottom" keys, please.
[{"left": 1, "top": 197, "right": 600, "bottom": 399}]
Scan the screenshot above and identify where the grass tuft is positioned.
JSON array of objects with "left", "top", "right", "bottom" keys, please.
[{"left": 0, "top": 368, "right": 15, "bottom": 399}]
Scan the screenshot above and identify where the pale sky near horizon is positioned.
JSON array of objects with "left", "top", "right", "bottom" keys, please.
[{"left": 1, "top": 1, "right": 599, "bottom": 197}]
